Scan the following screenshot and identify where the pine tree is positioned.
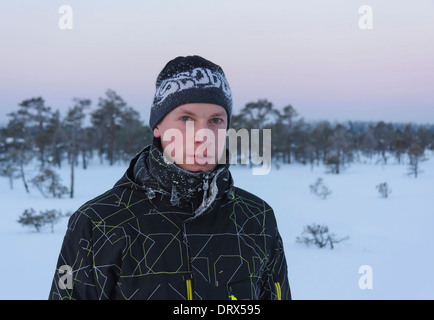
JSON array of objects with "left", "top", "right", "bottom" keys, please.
[
  {"left": 407, "top": 143, "right": 425, "bottom": 178},
  {"left": 17, "top": 97, "right": 53, "bottom": 167},
  {"left": 64, "top": 98, "right": 91, "bottom": 198},
  {"left": 91, "top": 89, "right": 127, "bottom": 165}
]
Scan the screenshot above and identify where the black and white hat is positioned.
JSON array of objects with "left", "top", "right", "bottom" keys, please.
[{"left": 149, "top": 55, "right": 232, "bottom": 130}]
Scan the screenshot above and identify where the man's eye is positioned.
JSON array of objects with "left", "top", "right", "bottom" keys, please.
[
  {"left": 181, "top": 116, "right": 192, "bottom": 122},
  {"left": 211, "top": 118, "right": 222, "bottom": 124}
]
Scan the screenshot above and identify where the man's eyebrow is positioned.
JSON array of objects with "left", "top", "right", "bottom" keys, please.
[
  {"left": 209, "top": 111, "right": 226, "bottom": 118},
  {"left": 178, "top": 110, "right": 196, "bottom": 116}
]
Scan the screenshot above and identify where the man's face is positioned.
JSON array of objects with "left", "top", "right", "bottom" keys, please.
[{"left": 153, "top": 103, "right": 228, "bottom": 172}]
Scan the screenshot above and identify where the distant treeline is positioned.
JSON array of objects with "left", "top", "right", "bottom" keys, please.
[
  {"left": 231, "top": 99, "right": 433, "bottom": 175},
  {"left": 1, "top": 89, "right": 433, "bottom": 178}
]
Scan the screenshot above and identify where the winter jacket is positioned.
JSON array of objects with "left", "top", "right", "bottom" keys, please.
[{"left": 49, "top": 141, "right": 291, "bottom": 300}]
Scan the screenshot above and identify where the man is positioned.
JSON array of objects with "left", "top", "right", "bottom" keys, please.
[{"left": 49, "top": 55, "right": 291, "bottom": 300}]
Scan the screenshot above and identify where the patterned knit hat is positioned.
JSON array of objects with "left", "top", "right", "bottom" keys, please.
[{"left": 149, "top": 55, "right": 232, "bottom": 130}]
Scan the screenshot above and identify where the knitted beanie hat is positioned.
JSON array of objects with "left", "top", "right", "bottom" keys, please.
[{"left": 149, "top": 55, "right": 232, "bottom": 130}]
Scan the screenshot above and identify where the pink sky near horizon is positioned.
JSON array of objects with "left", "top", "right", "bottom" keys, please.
[{"left": 1, "top": 0, "right": 433, "bottom": 125}]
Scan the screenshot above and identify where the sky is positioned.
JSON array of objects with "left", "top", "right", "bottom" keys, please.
[{"left": 1, "top": 0, "right": 434, "bottom": 126}]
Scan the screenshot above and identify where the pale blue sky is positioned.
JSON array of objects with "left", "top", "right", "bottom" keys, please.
[{"left": 1, "top": 0, "right": 433, "bottom": 125}]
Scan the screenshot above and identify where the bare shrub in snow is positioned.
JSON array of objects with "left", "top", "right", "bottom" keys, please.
[
  {"left": 30, "top": 167, "right": 69, "bottom": 198},
  {"left": 296, "top": 223, "right": 349, "bottom": 249},
  {"left": 376, "top": 182, "right": 392, "bottom": 198},
  {"left": 17, "top": 208, "right": 68, "bottom": 233},
  {"left": 17, "top": 208, "right": 44, "bottom": 233},
  {"left": 309, "top": 178, "right": 332, "bottom": 199}
]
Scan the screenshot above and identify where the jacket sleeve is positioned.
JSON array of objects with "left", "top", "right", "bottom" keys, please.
[
  {"left": 260, "top": 208, "right": 292, "bottom": 300},
  {"left": 48, "top": 210, "right": 99, "bottom": 300}
]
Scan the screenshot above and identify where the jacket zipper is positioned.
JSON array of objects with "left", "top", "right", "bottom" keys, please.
[
  {"left": 186, "top": 278, "right": 193, "bottom": 300},
  {"left": 275, "top": 282, "right": 282, "bottom": 300},
  {"left": 183, "top": 174, "right": 214, "bottom": 301}
]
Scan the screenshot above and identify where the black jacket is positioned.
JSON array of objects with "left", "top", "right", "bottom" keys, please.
[{"left": 49, "top": 143, "right": 291, "bottom": 300}]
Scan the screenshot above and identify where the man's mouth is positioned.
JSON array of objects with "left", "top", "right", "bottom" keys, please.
[
  {"left": 188, "top": 152, "right": 209, "bottom": 158},
  {"left": 185, "top": 154, "right": 212, "bottom": 165}
]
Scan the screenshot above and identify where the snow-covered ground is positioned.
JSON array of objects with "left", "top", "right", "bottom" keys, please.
[{"left": 1, "top": 153, "right": 433, "bottom": 300}]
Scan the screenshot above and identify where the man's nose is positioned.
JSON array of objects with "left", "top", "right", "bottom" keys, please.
[{"left": 194, "top": 122, "right": 214, "bottom": 144}]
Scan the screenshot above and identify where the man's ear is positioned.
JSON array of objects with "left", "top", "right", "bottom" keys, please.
[{"left": 153, "top": 126, "right": 161, "bottom": 138}]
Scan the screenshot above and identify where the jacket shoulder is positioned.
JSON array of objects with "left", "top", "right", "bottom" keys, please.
[
  {"left": 230, "top": 186, "right": 280, "bottom": 230},
  {"left": 68, "top": 186, "right": 149, "bottom": 228},
  {"left": 232, "top": 186, "right": 273, "bottom": 211}
]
